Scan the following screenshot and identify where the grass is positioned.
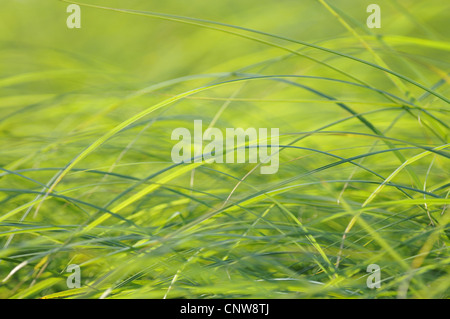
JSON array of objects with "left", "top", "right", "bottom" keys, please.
[{"left": 0, "top": 0, "right": 448, "bottom": 299}]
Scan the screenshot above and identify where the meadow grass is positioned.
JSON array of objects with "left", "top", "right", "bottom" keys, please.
[{"left": 0, "top": 0, "right": 448, "bottom": 298}]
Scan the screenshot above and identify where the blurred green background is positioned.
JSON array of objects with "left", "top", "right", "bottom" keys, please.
[{"left": 0, "top": 0, "right": 448, "bottom": 299}]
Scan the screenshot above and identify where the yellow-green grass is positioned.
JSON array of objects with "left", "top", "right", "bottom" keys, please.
[{"left": 0, "top": 0, "right": 448, "bottom": 299}]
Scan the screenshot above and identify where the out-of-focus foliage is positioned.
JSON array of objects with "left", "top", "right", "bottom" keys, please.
[{"left": 0, "top": 0, "right": 448, "bottom": 299}]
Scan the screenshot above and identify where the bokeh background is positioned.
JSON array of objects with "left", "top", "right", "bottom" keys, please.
[{"left": 0, "top": 0, "right": 448, "bottom": 298}]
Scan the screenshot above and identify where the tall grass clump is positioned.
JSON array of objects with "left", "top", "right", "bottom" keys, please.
[{"left": 0, "top": 0, "right": 448, "bottom": 299}]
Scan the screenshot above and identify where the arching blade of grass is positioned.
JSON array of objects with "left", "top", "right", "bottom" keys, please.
[
  {"left": 363, "top": 144, "right": 450, "bottom": 207},
  {"left": 61, "top": 0, "right": 450, "bottom": 103},
  {"left": 30, "top": 73, "right": 433, "bottom": 216},
  {"left": 1, "top": 0, "right": 448, "bottom": 299},
  {"left": 84, "top": 163, "right": 202, "bottom": 231}
]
